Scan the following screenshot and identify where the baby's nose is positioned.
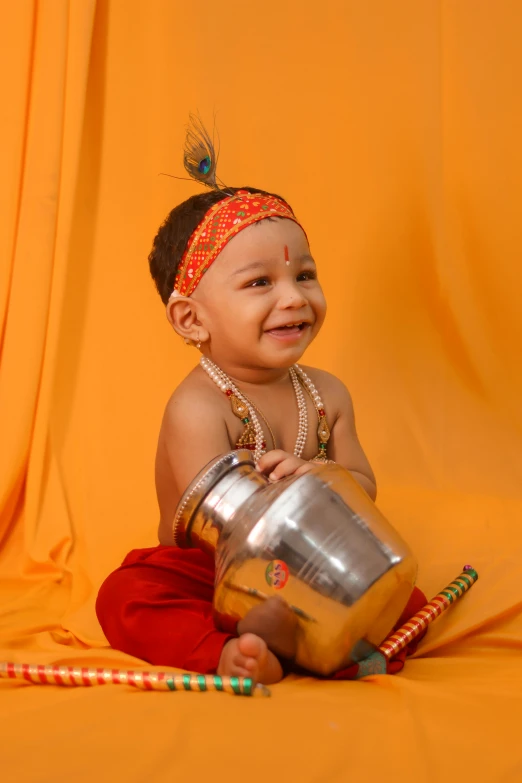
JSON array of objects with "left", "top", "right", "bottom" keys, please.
[{"left": 277, "top": 282, "right": 307, "bottom": 308}]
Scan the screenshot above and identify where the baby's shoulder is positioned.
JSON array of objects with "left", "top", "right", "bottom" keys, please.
[
  {"left": 299, "top": 365, "right": 351, "bottom": 397},
  {"left": 298, "top": 365, "right": 353, "bottom": 417},
  {"left": 163, "top": 366, "right": 228, "bottom": 426}
]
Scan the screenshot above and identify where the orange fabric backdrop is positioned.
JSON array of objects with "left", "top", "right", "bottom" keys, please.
[{"left": 1, "top": 2, "right": 521, "bottom": 781}]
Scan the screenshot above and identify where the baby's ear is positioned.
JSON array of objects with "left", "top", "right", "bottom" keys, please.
[{"left": 166, "top": 297, "right": 209, "bottom": 345}]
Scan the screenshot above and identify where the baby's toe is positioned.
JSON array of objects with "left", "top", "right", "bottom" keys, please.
[{"left": 237, "top": 632, "right": 267, "bottom": 661}]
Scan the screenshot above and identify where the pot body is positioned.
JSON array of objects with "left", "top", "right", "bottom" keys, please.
[{"left": 173, "top": 450, "right": 417, "bottom": 675}]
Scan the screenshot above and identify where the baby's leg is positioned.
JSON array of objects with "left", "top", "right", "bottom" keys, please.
[{"left": 96, "top": 547, "right": 233, "bottom": 673}]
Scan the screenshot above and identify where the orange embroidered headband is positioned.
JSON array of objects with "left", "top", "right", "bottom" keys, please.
[{"left": 172, "top": 190, "right": 303, "bottom": 297}]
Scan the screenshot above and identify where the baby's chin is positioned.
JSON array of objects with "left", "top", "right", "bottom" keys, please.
[{"left": 257, "top": 345, "right": 310, "bottom": 370}]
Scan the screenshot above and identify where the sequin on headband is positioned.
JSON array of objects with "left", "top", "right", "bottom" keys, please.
[{"left": 173, "top": 190, "right": 303, "bottom": 297}]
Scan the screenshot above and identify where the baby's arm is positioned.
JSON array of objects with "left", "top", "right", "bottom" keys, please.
[
  {"left": 326, "top": 377, "right": 377, "bottom": 500},
  {"left": 156, "top": 382, "right": 232, "bottom": 545}
]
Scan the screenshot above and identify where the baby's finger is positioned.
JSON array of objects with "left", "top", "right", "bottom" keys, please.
[
  {"left": 268, "top": 457, "right": 302, "bottom": 482},
  {"left": 256, "top": 450, "right": 291, "bottom": 474},
  {"left": 293, "top": 462, "right": 315, "bottom": 478}
]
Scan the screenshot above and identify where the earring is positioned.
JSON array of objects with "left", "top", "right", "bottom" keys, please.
[{"left": 196, "top": 340, "right": 201, "bottom": 349}]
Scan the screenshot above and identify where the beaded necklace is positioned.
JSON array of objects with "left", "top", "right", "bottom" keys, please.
[{"left": 200, "top": 357, "right": 330, "bottom": 463}]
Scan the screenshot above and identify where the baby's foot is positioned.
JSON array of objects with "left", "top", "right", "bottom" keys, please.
[
  {"left": 217, "top": 633, "right": 283, "bottom": 685},
  {"left": 238, "top": 596, "right": 298, "bottom": 659}
]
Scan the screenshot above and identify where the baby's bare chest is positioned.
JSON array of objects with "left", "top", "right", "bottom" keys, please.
[{"left": 224, "top": 387, "right": 325, "bottom": 460}]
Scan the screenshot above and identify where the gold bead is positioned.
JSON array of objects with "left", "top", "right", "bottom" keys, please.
[{"left": 317, "top": 415, "right": 330, "bottom": 444}]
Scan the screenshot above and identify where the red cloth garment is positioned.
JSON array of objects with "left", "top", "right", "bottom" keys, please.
[
  {"left": 96, "top": 545, "right": 427, "bottom": 677},
  {"left": 96, "top": 547, "right": 233, "bottom": 673}
]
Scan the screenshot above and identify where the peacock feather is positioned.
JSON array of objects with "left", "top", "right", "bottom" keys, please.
[{"left": 183, "top": 113, "right": 221, "bottom": 189}]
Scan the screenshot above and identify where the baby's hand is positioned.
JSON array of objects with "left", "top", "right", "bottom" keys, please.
[{"left": 256, "top": 449, "right": 315, "bottom": 482}]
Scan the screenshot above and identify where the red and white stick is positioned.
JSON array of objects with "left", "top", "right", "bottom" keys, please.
[{"left": 0, "top": 661, "right": 270, "bottom": 697}]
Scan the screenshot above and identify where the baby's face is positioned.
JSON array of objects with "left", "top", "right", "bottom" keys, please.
[{"left": 193, "top": 218, "right": 326, "bottom": 371}]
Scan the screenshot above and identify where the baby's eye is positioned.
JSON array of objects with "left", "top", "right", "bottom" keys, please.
[
  {"left": 297, "top": 270, "right": 317, "bottom": 282},
  {"left": 248, "top": 277, "right": 270, "bottom": 288}
]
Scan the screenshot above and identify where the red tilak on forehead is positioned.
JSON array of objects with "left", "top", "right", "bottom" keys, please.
[{"left": 284, "top": 245, "right": 289, "bottom": 261}]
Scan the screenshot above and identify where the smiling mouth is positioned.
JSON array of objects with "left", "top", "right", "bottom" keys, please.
[{"left": 265, "top": 322, "right": 310, "bottom": 338}]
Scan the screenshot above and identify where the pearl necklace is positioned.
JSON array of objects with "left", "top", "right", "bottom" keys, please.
[{"left": 200, "top": 357, "right": 330, "bottom": 464}]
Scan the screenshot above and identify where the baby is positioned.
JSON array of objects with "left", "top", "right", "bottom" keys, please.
[{"left": 97, "top": 152, "right": 422, "bottom": 683}]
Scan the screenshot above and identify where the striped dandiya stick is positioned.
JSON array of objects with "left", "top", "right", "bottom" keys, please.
[
  {"left": 0, "top": 661, "right": 271, "bottom": 697},
  {"left": 378, "top": 565, "right": 479, "bottom": 660}
]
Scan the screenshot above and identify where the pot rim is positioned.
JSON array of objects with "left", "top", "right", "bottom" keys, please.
[{"left": 172, "top": 449, "right": 255, "bottom": 545}]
